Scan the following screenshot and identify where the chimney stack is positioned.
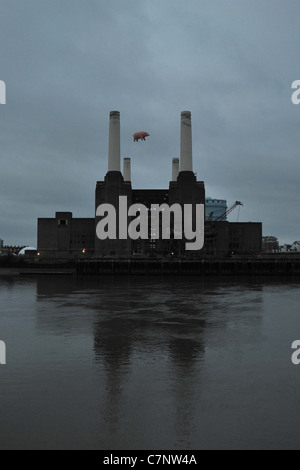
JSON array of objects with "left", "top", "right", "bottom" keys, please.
[
  {"left": 108, "top": 111, "right": 121, "bottom": 172},
  {"left": 172, "top": 158, "right": 179, "bottom": 181},
  {"left": 180, "top": 111, "right": 193, "bottom": 172},
  {"left": 123, "top": 157, "right": 131, "bottom": 182}
]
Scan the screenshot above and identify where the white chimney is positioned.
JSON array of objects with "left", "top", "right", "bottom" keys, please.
[
  {"left": 180, "top": 111, "right": 193, "bottom": 172},
  {"left": 172, "top": 158, "right": 179, "bottom": 181},
  {"left": 108, "top": 111, "right": 121, "bottom": 172},
  {"left": 123, "top": 157, "right": 131, "bottom": 182}
]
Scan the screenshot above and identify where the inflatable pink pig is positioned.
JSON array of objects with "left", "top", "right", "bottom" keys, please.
[{"left": 133, "top": 131, "right": 150, "bottom": 142}]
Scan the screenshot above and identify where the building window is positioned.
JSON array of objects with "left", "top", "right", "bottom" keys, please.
[{"left": 58, "top": 219, "right": 68, "bottom": 226}]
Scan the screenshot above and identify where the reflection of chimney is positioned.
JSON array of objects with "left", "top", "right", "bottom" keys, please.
[
  {"left": 172, "top": 158, "right": 179, "bottom": 181},
  {"left": 123, "top": 158, "right": 131, "bottom": 182},
  {"left": 108, "top": 111, "right": 121, "bottom": 172},
  {"left": 180, "top": 111, "right": 193, "bottom": 172}
]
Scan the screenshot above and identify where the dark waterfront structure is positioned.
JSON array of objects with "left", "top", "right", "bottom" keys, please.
[
  {"left": 38, "top": 212, "right": 95, "bottom": 259},
  {"left": 37, "top": 111, "right": 262, "bottom": 259},
  {"left": 77, "top": 255, "right": 300, "bottom": 275}
]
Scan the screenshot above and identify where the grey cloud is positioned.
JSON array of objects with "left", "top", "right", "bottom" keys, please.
[{"left": 0, "top": 0, "right": 299, "bottom": 245}]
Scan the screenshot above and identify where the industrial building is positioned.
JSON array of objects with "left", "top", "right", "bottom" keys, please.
[
  {"left": 205, "top": 198, "right": 227, "bottom": 221},
  {"left": 37, "top": 111, "right": 262, "bottom": 258}
]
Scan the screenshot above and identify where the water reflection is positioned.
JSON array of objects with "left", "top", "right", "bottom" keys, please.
[
  {"left": 2, "top": 274, "right": 300, "bottom": 448},
  {"left": 34, "top": 275, "right": 266, "bottom": 447}
]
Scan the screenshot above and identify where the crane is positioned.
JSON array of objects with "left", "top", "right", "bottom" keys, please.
[
  {"left": 212, "top": 201, "right": 244, "bottom": 222},
  {"left": 205, "top": 201, "right": 244, "bottom": 255}
]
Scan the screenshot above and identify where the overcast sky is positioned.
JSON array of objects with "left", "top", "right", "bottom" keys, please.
[{"left": 0, "top": 0, "right": 299, "bottom": 246}]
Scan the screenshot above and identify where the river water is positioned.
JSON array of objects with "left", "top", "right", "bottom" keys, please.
[{"left": 0, "top": 274, "right": 299, "bottom": 450}]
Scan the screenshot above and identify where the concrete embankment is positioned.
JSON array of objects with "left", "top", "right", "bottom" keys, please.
[
  {"left": 76, "top": 256, "right": 300, "bottom": 275},
  {"left": 1, "top": 255, "right": 300, "bottom": 276},
  {"left": 0, "top": 267, "right": 76, "bottom": 275}
]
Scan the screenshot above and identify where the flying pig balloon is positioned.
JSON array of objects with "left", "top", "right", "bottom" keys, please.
[{"left": 133, "top": 131, "right": 150, "bottom": 142}]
